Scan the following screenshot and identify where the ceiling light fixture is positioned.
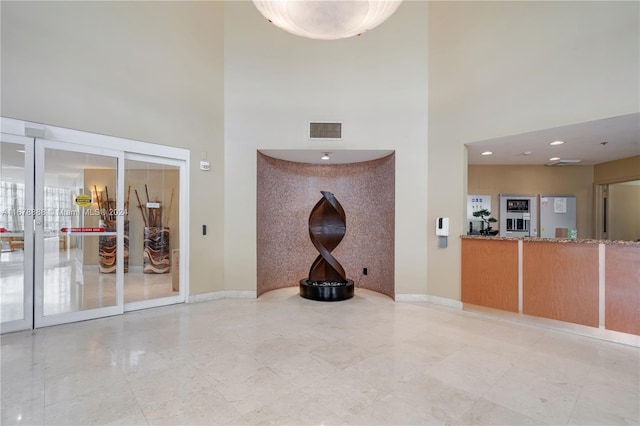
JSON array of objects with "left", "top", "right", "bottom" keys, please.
[
  {"left": 321, "top": 153, "right": 330, "bottom": 160},
  {"left": 549, "top": 140, "right": 565, "bottom": 146},
  {"left": 549, "top": 157, "right": 561, "bottom": 161},
  {"left": 481, "top": 151, "right": 493, "bottom": 156},
  {"left": 252, "top": 0, "right": 403, "bottom": 40},
  {"left": 523, "top": 151, "right": 532, "bottom": 155},
  {"left": 16, "top": 149, "right": 25, "bottom": 153}
]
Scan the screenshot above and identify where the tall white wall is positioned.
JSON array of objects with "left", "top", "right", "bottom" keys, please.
[
  {"left": 428, "top": 0, "right": 640, "bottom": 299},
  {"left": 223, "top": 1, "right": 428, "bottom": 293}
]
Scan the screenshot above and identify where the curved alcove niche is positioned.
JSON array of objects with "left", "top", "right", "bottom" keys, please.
[{"left": 257, "top": 150, "right": 395, "bottom": 299}]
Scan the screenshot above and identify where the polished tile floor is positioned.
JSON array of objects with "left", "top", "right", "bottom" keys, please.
[
  {"left": 1, "top": 248, "right": 176, "bottom": 322},
  {"left": 1, "top": 287, "right": 639, "bottom": 425}
]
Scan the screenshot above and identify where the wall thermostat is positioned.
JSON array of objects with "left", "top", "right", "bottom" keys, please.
[{"left": 199, "top": 160, "right": 210, "bottom": 171}]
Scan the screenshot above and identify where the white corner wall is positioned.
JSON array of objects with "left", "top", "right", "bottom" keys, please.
[{"left": 223, "top": 1, "right": 428, "bottom": 294}]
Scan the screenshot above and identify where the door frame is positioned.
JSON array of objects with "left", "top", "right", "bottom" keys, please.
[
  {"left": 34, "top": 139, "right": 126, "bottom": 328},
  {"left": 594, "top": 183, "right": 608, "bottom": 240},
  {"left": 0, "top": 133, "right": 35, "bottom": 333},
  {"left": 123, "top": 152, "right": 188, "bottom": 312}
]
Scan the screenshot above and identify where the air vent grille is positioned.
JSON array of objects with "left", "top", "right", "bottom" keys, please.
[
  {"left": 309, "top": 122, "right": 342, "bottom": 140},
  {"left": 545, "top": 159, "right": 582, "bottom": 167}
]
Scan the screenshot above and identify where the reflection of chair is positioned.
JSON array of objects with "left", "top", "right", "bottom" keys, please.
[
  {"left": 3, "top": 235, "right": 66, "bottom": 251},
  {"left": 8, "top": 237, "right": 24, "bottom": 251}
]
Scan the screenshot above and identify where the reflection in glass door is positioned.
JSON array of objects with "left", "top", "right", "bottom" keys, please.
[
  {"left": 124, "top": 154, "right": 183, "bottom": 309},
  {"left": 2, "top": 118, "right": 188, "bottom": 332},
  {"left": 0, "top": 134, "right": 34, "bottom": 333},
  {"left": 34, "top": 141, "right": 125, "bottom": 328}
]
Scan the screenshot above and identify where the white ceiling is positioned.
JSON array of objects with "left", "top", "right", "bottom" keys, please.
[{"left": 467, "top": 113, "right": 640, "bottom": 166}]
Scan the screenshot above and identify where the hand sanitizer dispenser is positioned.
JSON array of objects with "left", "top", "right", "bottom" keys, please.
[
  {"left": 436, "top": 217, "right": 449, "bottom": 236},
  {"left": 436, "top": 217, "right": 449, "bottom": 247}
]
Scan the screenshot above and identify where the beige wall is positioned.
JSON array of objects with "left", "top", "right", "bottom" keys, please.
[
  {"left": 428, "top": 1, "right": 638, "bottom": 299},
  {"left": 608, "top": 182, "right": 640, "bottom": 242},
  {"left": 1, "top": 1, "right": 224, "bottom": 295},
  {"left": 593, "top": 156, "right": 640, "bottom": 241},
  {"left": 224, "top": 1, "right": 428, "bottom": 296},
  {"left": 468, "top": 165, "right": 594, "bottom": 239},
  {"left": 594, "top": 155, "right": 640, "bottom": 184}
]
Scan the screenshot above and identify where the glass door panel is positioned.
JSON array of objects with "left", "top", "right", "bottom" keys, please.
[
  {"left": 0, "top": 134, "right": 34, "bottom": 332},
  {"left": 124, "top": 155, "right": 183, "bottom": 309},
  {"left": 34, "top": 141, "right": 124, "bottom": 327}
]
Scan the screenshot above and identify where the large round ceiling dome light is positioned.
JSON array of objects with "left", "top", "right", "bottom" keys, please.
[{"left": 252, "top": 0, "right": 403, "bottom": 40}]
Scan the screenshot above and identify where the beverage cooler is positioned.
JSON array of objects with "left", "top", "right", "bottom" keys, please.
[
  {"left": 539, "top": 194, "right": 577, "bottom": 238},
  {"left": 499, "top": 194, "right": 537, "bottom": 237}
]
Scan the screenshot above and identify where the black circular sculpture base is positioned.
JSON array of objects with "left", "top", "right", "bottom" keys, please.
[{"left": 299, "top": 279, "right": 354, "bottom": 302}]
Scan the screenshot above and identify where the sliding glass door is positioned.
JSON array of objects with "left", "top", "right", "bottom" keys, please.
[
  {"left": 123, "top": 153, "right": 184, "bottom": 310},
  {"left": 33, "top": 141, "right": 125, "bottom": 328},
  {"left": 1, "top": 118, "right": 188, "bottom": 332}
]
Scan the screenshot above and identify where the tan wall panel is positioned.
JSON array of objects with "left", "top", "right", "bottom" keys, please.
[
  {"left": 523, "top": 242, "right": 599, "bottom": 326},
  {"left": 468, "top": 165, "right": 594, "bottom": 238},
  {"left": 605, "top": 245, "right": 640, "bottom": 335},
  {"left": 462, "top": 239, "right": 519, "bottom": 312},
  {"left": 594, "top": 155, "right": 640, "bottom": 184},
  {"left": 2, "top": 1, "right": 225, "bottom": 296},
  {"left": 608, "top": 183, "right": 640, "bottom": 242}
]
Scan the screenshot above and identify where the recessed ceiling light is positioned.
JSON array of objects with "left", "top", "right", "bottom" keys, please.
[
  {"left": 523, "top": 151, "right": 532, "bottom": 155},
  {"left": 16, "top": 149, "right": 25, "bottom": 153},
  {"left": 321, "top": 153, "right": 330, "bottom": 160},
  {"left": 549, "top": 140, "right": 564, "bottom": 146},
  {"left": 549, "top": 157, "right": 560, "bottom": 161},
  {"left": 481, "top": 151, "right": 493, "bottom": 156}
]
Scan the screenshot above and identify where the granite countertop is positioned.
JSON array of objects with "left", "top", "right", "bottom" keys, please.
[{"left": 460, "top": 235, "right": 640, "bottom": 246}]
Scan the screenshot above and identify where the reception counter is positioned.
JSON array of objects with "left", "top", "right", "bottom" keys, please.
[{"left": 461, "top": 235, "right": 640, "bottom": 336}]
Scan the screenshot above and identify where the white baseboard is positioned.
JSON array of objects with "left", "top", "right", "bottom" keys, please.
[
  {"left": 188, "top": 290, "right": 256, "bottom": 303},
  {"left": 395, "top": 294, "right": 429, "bottom": 303},
  {"left": 396, "top": 293, "right": 463, "bottom": 309},
  {"left": 426, "top": 295, "right": 463, "bottom": 309}
]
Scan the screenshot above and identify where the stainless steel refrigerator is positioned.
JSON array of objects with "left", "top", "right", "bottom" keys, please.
[{"left": 539, "top": 195, "right": 577, "bottom": 238}]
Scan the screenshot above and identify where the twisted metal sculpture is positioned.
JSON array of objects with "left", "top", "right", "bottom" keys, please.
[
  {"left": 300, "top": 191, "right": 354, "bottom": 301},
  {"left": 308, "top": 191, "right": 347, "bottom": 283}
]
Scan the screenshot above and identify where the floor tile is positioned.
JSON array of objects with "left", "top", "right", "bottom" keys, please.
[
  {"left": 44, "top": 383, "right": 144, "bottom": 425},
  {"left": 455, "top": 398, "right": 544, "bottom": 425},
  {"left": 1, "top": 287, "right": 638, "bottom": 426},
  {"left": 483, "top": 365, "right": 584, "bottom": 424}
]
